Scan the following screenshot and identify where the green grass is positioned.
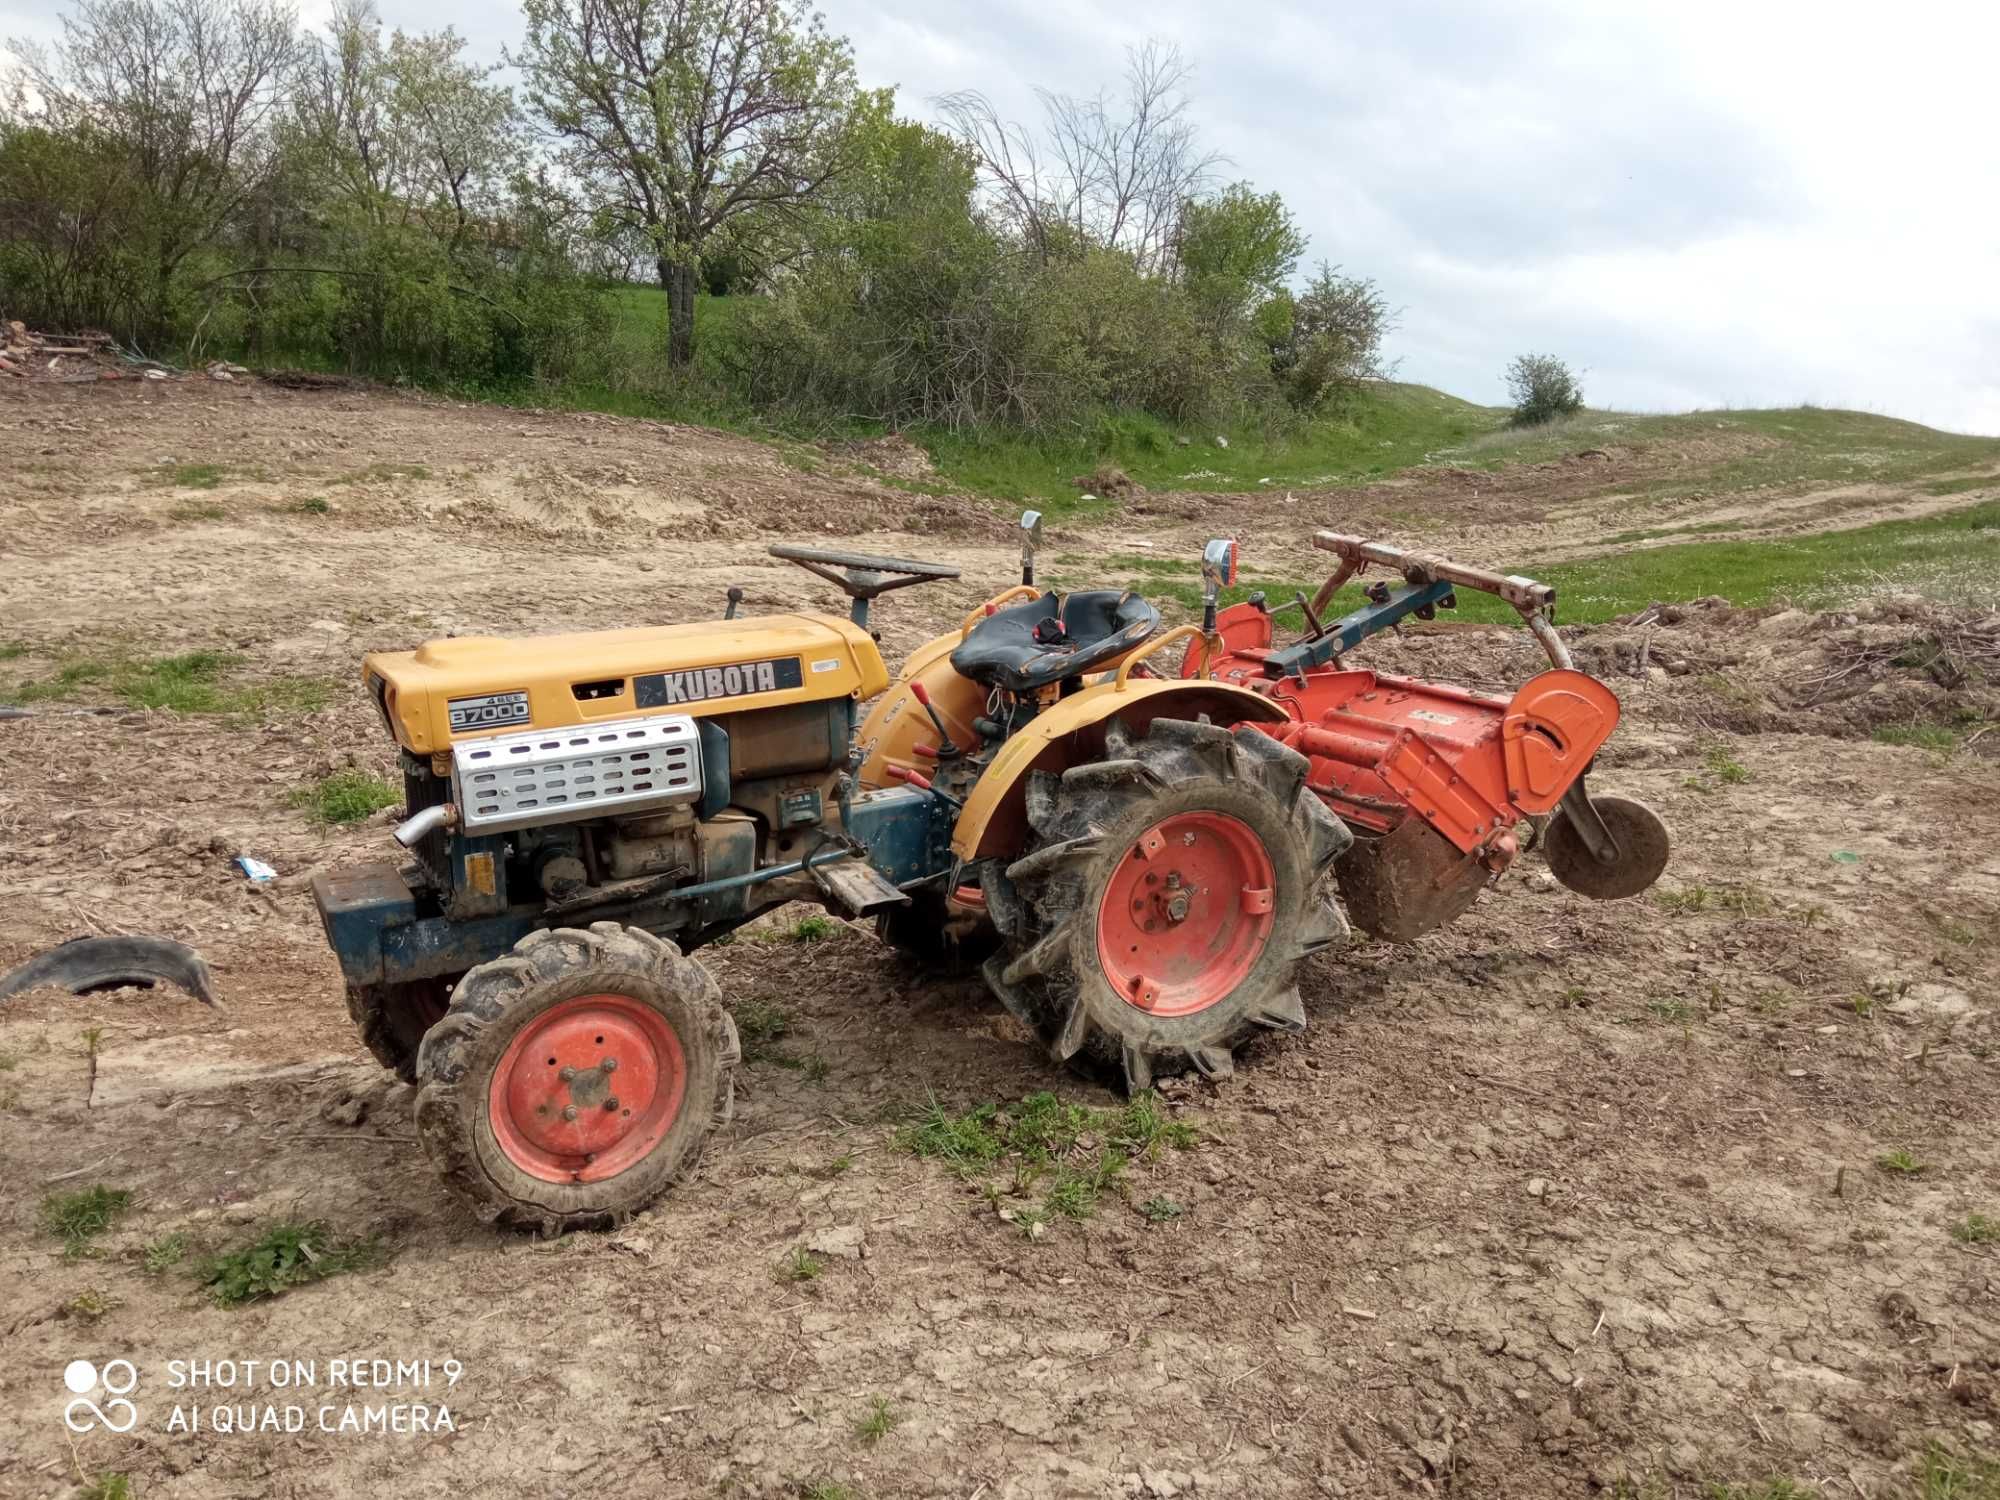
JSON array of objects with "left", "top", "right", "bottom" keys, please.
[
  {"left": 918, "top": 382, "right": 1504, "bottom": 513},
  {"left": 195, "top": 1221, "right": 378, "bottom": 1306},
  {"left": 1140, "top": 1195, "right": 1186, "bottom": 1222},
  {"left": 290, "top": 767, "right": 400, "bottom": 826},
  {"left": 1921, "top": 1442, "right": 2000, "bottom": 1499},
  {"left": 42, "top": 1185, "right": 133, "bottom": 1257},
  {"left": 1877, "top": 1149, "right": 1929, "bottom": 1176},
  {"left": 160, "top": 461, "right": 228, "bottom": 488},
  {"left": 5, "top": 648, "right": 332, "bottom": 716},
  {"left": 790, "top": 914, "right": 836, "bottom": 943},
  {"left": 169, "top": 500, "right": 227, "bottom": 521},
  {"left": 1874, "top": 723, "right": 1960, "bottom": 752},
  {"left": 77, "top": 1475, "right": 131, "bottom": 1500},
  {"left": 853, "top": 1396, "right": 898, "bottom": 1446},
  {"left": 0, "top": 641, "right": 25, "bottom": 661},
  {"left": 1924, "top": 474, "right": 1998, "bottom": 497},
  {"left": 799, "top": 1483, "right": 859, "bottom": 1500},
  {"left": 897, "top": 1091, "right": 1197, "bottom": 1235},
  {"left": 333, "top": 462, "right": 430, "bottom": 485},
  {"left": 1950, "top": 1213, "right": 1998, "bottom": 1245},
  {"left": 294, "top": 495, "right": 332, "bottom": 515}
]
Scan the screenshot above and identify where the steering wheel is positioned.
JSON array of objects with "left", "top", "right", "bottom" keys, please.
[{"left": 768, "top": 544, "right": 961, "bottom": 600}]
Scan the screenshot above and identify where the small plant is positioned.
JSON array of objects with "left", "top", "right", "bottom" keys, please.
[
  {"left": 853, "top": 1396, "right": 899, "bottom": 1446},
  {"left": 0, "top": 1048, "right": 18, "bottom": 1070},
  {"left": 170, "top": 501, "right": 227, "bottom": 521},
  {"left": 1949, "top": 1213, "right": 1998, "bottom": 1245},
  {"left": 143, "top": 1231, "right": 192, "bottom": 1274},
  {"left": 799, "top": 1482, "right": 858, "bottom": 1500},
  {"left": 1009, "top": 1205, "right": 1050, "bottom": 1241},
  {"left": 294, "top": 495, "right": 332, "bottom": 515},
  {"left": 1702, "top": 743, "right": 1751, "bottom": 784},
  {"left": 1504, "top": 353, "right": 1584, "bottom": 426},
  {"left": 1701, "top": 1482, "right": 1820, "bottom": 1500},
  {"left": 42, "top": 1185, "right": 133, "bottom": 1257},
  {"left": 1657, "top": 885, "right": 1711, "bottom": 914},
  {"left": 1850, "top": 993, "right": 1875, "bottom": 1018},
  {"left": 1877, "top": 1149, "right": 1929, "bottom": 1176},
  {"left": 777, "top": 1246, "right": 825, "bottom": 1282},
  {"left": 790, "top": 914, "right": 836, "bottom": 942},
  {"left": 1108, "top": 1090, "right": 1197, "bottom": 1158},
  {"left": 0, "top": 641, "right": 25, "bottom": 661},
  {"left": 1647, "top": 997, "right": 1695, "bottom": 1024},
  {"left": 291, "top": 767, "right": 400, "bottom": 826},
  {"left": 67, "top": 1288, "right": 121, "bottom": 1320},
  {"left": 732, "top": 1000, "right": 792, "bottom": 1063},
  {"left": 825, "top": 1152, "right": 854, "bottom": 1177},
  {"left": 77, "top": 1475, "right": 131, "bottom": 1500},
  {"left": 1554, "top": 985, "right": 1589, "bottom": 1009},
  {"left": 196, "top": 1221, "right": 378, "bottom": 1306},
  {"left": 1141, "top": 1196, "right": 1185, "bottom": 1223}
]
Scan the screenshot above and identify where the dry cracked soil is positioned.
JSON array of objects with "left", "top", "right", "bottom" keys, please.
[{"left": 0, "top": 379, "right": 1995, "bottom": 1500}]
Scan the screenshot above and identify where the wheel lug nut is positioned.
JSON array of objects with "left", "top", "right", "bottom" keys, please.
[
  {"left": 559, "top": 1066, "right": 577, "bottom": 1082},
  {"left": 601, "top": 1057, "right": 618, "bottom": 1073},
  {"left": 603, "top": 1097, "right": 620, "bottom": 1112},
  {"left": 562, "top": 1105, "right": 579, "bottom": 1121}
]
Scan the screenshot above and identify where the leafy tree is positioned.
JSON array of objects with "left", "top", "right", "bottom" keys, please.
[
  {"left": 516, "top": 0, "right": 861, "bottom": 368},
  {"left": 1270, "top": 263, "right": 1392, "bottom": 412},
  {"left": 1505, "top": 352, "right": 1585, "bottom": 425},
  {"left": 1173, "top": 182, "right": 1303, "bottom": 336},
  {"left": 7, "top": 0, "right": 299, "bottom": 337}
]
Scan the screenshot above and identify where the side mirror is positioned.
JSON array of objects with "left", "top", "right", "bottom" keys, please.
[
  {"left": 1199, "top": 538, "right": 1238, "bottom": 632},
  {"left": 1019, "top": 509, "right": 1044, "bottom": 586}
]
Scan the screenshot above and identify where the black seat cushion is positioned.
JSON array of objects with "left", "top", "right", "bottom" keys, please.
[{"left": 950, "top": 589, "right": 1161, "bottom": 694}]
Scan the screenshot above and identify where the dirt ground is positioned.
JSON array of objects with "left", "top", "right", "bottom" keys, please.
[{"left": 1, "top": 380, "right": 1995, "bottom": 1500}]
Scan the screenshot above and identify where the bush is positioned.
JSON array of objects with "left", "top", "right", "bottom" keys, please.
[{"left": 1505, "top": 353, "right": 1585, "bottom": 426}]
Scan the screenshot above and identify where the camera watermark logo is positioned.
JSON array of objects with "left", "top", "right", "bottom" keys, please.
[{"left": 64, "top": 1359, "right": 139, "bottom": 1433}]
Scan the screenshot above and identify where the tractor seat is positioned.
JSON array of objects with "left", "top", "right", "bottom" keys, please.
[{"left": 950, "top": 589, "right": 1160, "bottom": 694}]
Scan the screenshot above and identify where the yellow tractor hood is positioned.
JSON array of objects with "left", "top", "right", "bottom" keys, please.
[{"left": 365, "top": 613, "right": 888, "bottom": 756}]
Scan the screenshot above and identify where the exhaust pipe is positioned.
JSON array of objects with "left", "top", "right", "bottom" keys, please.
[{"left": 393, "top": 803, "right": 458, "bottom": 848}]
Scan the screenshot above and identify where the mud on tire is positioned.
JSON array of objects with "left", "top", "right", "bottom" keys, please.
[
  {"left": 984, "top": 717, "right": 1351, "bottom": 1091},
  {"left": 413, "top": 922, "right": 739, "bottom": 1232}
]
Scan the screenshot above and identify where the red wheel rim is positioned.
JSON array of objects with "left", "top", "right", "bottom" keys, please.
[
  {"left": 488, "top": 994, "right": 687, "bottom": 1185},
  {"left": 1095, "top": 811, "right": 1277, "bottom": 1018}
]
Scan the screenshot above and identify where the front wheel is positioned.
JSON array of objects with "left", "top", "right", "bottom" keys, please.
[
  {"left": 414, "top": 923, "right": 739, "bottom": 1232},
  {"left": 985, "top": 717, "right": 1351, "bottom": 1091}
]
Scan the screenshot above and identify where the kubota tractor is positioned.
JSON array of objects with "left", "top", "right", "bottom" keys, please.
[{"left": 311, "top": 516, "right": 1665, "bottom": 1229}]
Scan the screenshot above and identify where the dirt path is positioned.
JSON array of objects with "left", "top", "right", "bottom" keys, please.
[{"left": 2, "top": 382, "right": 1996, "bottom": 1500}]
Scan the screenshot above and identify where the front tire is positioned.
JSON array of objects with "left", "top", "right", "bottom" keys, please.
[
  {"left": 985, "top": 717, "right": 1350, "bottom": 1091},
  {"left": 414, "top": 923, "right": 739, "bottom": 1231}
]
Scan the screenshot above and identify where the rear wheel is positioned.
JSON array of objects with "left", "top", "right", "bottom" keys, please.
[
  {"left": 414, "top": 923, "right": 739, "bottom": 1231},
  {"left": 985, "top": 718, "right": 1351, "bottom": 1091}
]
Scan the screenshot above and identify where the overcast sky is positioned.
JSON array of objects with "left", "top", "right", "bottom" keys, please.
[{"left": 8, "top": 0, "right": 1996, "bottom": 432}]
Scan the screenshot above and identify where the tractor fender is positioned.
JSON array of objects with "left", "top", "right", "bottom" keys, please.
[
  {"left": 950, "top": 678, "right": 1289, "bottom": 862},
  {"left": 1500, "top": 668, "right": 1621, "bottom": 813}
]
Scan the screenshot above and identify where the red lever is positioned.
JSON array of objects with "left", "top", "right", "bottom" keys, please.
[
  {"left": 887, "top": 765, "right": 935, "bottom": 791},
  {"left": 910, "top": 681, "right": 933, "bottom": 706},
  {"left": 912, "top": 742, "right": 939, "bottom": 759}
]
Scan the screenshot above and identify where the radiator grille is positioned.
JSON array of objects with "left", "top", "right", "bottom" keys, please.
[{"left": 452, "top": 714, "right": 701, "bottom": 834}]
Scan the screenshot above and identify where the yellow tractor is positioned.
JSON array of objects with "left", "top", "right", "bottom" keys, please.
[{"left": 315, "top": 519, "right": 1349, "bottom": 1229}]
